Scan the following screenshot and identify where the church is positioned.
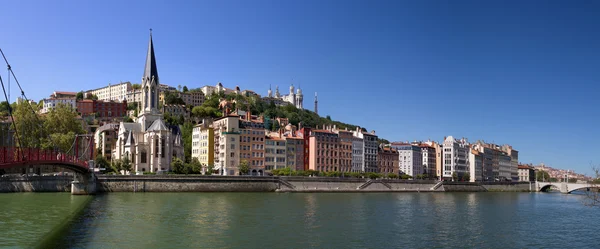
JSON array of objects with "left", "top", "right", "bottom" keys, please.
[
  {"left": 266, "top": 84, "right": 304, "bottom": 109},
  {"left": 113, "top": 32, "right": 184, "bottom": 173}
]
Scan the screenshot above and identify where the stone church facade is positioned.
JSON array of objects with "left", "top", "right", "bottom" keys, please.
[{"left": 113, "top": 32, "right": 184, "bottom": 173}]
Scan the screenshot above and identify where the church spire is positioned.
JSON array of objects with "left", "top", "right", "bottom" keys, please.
[{"left": 143, "top": 29, "right": 159, "bottom": 84}]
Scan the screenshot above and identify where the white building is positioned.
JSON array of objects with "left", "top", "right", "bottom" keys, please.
[
  {"left": 41, "top": 98, "right": 76, "bottom": 113},
  {"left": 200, "top": 83, "right": 238, "bottom": 97},
  {"left": 469, "top": 147, "right": 483, "bottom": 182},
  {"left": 419, "top": 143, "right": 437, "bottom": 177},
  {"left": 265, "top": 84, "right": 304, "bottom": 109},
  {"left": 442, "top": 136, "right": 470, "bottom": 180},
  {"left": 113, "top": 32, "right": 184, "bottom": 173},
  {"left": 265, "top": 137, "right": 286, "bottom": 170},
  {"left": 192, "top": 121, "right": 214, "bottom": 171},
  {"left": 126, "top": 89, "right": 143, "bottom": 104},
  {"left": 87, "top": 82, "right": 132, "bottom": 102},
  {"left": 499, "top": 154, "right": 512, "bottom": 181},
  {"left": 352, "top": 128, "right": 378, "bottom": 173},
  {"left": 351, "top": 135, "right": 364, "bottom": 172},
  {"left": 212, "top": 115, "right": 240, "bottom": 175},
  {"left": 392, "top": 143, "right": 423, "bottom": 177}
]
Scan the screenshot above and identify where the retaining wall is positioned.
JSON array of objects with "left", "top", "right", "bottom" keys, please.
[
  {"left": 0, "top": 175, "right": 536, "bottom": 193},
  {"left": 0, "top": 176, "right": 72, "bottom": 192},
  {"left": 280, "top": 177, "right": 440, "bottom": 192},
  {"left": 97, "top": 175, "right": 280, "bottom": 192},
  {"left": 482, "top": 182, "right": 533, "bottom": 192}
]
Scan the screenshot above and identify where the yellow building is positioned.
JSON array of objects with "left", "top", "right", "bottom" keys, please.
[{"left": 192, "top": 122, "right": 214, "bottom": 171}]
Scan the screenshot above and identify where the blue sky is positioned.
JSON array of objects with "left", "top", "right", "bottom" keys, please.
[{"left": 1, "top": 0, "right": 599, "bottom": 175}]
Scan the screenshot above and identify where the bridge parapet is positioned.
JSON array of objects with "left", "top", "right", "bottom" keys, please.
[{"left": 536, "top": 181, "right": 594, "bottom": 194}]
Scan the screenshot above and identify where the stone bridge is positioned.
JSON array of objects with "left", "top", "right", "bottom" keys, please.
[{"left": 536, "top": 181, "right": 597, "bottom": 194}]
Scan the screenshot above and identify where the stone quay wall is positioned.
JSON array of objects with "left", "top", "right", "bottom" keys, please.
[
  {"left": 0, "top": 176, "right": 72, "bottom": 193},
  {"left": 96, "top": 175, "right": 280, "bottom": 192},
  {"left": 0, "top": 175, "right": 536, "bottom": 193},
  {"left": 280, "top": 177, "right": 440, "bottom": 192}
]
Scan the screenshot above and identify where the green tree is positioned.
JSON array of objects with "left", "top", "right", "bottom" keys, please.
[
  {"left": 121, "top": 155, "right": 132, "bottom": 174},
  {"left": 206, "top": 164, "right": 215, "bottom": 175},
  {"left": 127, "top": 102, "right": 138, "bottom": 111},
  {"left": 387, "top": 173, "right": 398, "bottom": 179},
  {"left": 12, "top": 101, "right": 45, "bottom": 149},
  {"left": 238, "top": 160, "right": 250, "bottom": 175},
  {"left": 86, "top": 94, "right": 98, "bottom": 100},
  {"left": 111, "top": 159, "right": 123, "bottom": 174},
  {"left": 132, "top": 83, "right": 141, "bottom": 90},
  {"left": 0, "top": 101, "right": 10, "bottom": 116},
  {"left": 378, "top": 138, "right": 390, "bottom": 145},
  {"left": 192, "top": 106, "right": 219, "bottom": 118},
  {"left": 76, "top": 91, "right": 84, "bottom": 101},
  {"left": 180, "top": 122, "right": 194, "bottom": 163},
  {"left": 463, "top": 172, "right": 471, "bottom": 182},
  {"left": 452, "top": 172, "right": 458, "bottom": 181},
  {"left": 183, "top": 86, "right": 189, "bottom": 92},
  {"left": 189, "top": 158, "right": 202, "bottom": 174},
  {"left": 171, "top": 157, "right": 185, "bottom": 174},
  {"left": 95, "top": 154, "right": 110, "bottom": 172},
  {"left": 536, "top": 170, "right": 550, "bottom": 181},
  {"left": 43, "top": 103, "right": 84, "bottom": 152}
]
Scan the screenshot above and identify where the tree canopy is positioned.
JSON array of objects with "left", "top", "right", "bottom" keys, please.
[{"left": 11, "top": 102, "right": 84, "bottom": 152}]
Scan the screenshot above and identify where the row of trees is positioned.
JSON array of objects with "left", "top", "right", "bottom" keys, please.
[
  {"left": 10, "top": 102, "right": 84, "bottom": 152},
  {"left": 94, "top": 154, "right": 133, "bottom": 174},
  {"left": 171, "top": 157, "right": 215, "bottom": 175}
]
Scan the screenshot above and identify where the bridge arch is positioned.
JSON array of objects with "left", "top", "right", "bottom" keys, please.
[
  {"left": 566, "top": 186, "right": 600, "bottom": 194},
  {"left": 0, "top": 161, "right": 90, "bottom": 174},
  {"left": 539, "top": 184, "right": 559, "bottom": 192}
]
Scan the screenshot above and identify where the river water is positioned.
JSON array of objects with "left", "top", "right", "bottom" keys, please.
[{"left": 1, "top": 192, "right": 598, "bottom": 248}]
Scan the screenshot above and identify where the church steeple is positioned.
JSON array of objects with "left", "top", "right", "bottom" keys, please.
[
  {"left": 143, "top": 29, "right": 159, "bottom": 84},
  {"left": 140, "top": 29, "right": 161, "bottom": 119}
]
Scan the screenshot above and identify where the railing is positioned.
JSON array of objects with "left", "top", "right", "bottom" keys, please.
[{"left": 0, "top": 147, "right": 88, "bottom": 168}]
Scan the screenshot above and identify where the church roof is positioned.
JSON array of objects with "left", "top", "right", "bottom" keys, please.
[
  {"left": 147, "top": 118, "right": 169, "bottom": 132},
  {"left": 120, "top": 122, "right": 142, "bottom": 133},
  {"left": 125, "top": 131, "right": 135, "bottom": 146},
  {"left": 143, "top": 31, "right": 159, "bottom": 83}
]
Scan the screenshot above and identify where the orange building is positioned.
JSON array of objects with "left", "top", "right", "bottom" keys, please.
[
  {"left": 335, "top": 129, "right": 353, "bottom": 173},
  {"left": 309, "top": 126, "right": 340, "bottom": 172},
  {"left": 239, "top": 111, "right": 265, "bottom": 172},
  {"left": 378, "top": 146, "right": 399, "bottom": 174}
]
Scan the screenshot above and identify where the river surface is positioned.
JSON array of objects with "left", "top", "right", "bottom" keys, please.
[{"left": 1, "top": 192, "right": 598, "bottom": 248}]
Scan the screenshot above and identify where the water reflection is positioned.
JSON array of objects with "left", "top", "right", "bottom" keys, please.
[{"left": 48, "top": 193, "right": 600, "bottom": 249}]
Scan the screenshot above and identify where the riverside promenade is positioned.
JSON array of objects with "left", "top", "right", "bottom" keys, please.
[{"left": 0, "top": 175, "right": 534, "bottom": 193}]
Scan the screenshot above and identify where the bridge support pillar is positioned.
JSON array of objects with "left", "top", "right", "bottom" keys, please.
[
  {"left": 560, "top": 183, "right": 568, "bottom": 194},
  {"left": 71, "top": 173, "right": 97, "bottom": 195}
]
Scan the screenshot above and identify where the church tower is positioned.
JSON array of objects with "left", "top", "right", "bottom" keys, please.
[{"left": 138, "top": 30, "right": 162, "bottom": 131}]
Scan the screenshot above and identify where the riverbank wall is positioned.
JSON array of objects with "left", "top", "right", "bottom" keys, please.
[
  {"left": 97, "top": 175, "right": 280, "bottom": 192},
  {"left": 0, "top": 175, "right": 535, "bottom": 193},
  {"left": 0, "top": 176, "right": 72, "bottom": 193}
]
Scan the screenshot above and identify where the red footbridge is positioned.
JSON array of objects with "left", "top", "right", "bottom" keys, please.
[{"left": 0, "top": 147, "right": 90, "bottom": 173}]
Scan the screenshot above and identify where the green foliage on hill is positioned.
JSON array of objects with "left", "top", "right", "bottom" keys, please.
[
  {"left": 191, "top": 91, "right": 363, "bottom": 130},
  {"left": 163, "top": 91, "right": 185, "bottom": 105}
]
